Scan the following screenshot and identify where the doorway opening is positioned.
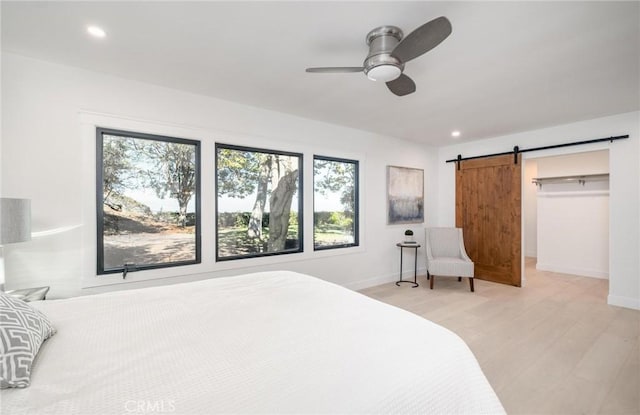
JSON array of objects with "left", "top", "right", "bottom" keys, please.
[{"left": 523, "top": 150, "right": 610, "bottom": 285}]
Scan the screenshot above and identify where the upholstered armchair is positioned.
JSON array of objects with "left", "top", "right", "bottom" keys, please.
[{"left": 425, "top": 227, "right": 475, "bottom": 292}]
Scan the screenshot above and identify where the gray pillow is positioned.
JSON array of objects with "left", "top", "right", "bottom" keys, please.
[{"left": 0, "top": 291, "right": 56, "bottom": 388}]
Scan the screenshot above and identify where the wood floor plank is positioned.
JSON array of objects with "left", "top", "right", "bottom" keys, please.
[
  {"left": 359, "top": 258, "right": 640, "bottom": 414},
  {"left": 598, "top": 339, "right": 640, "bottom": 414}
]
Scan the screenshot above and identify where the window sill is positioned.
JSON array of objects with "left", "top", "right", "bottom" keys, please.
[
  {"left": 212, "top": 244, "right": 365, "bottom": 272},
  {"left": 81, "top": 244, "right": 365, "bottom": 290}
]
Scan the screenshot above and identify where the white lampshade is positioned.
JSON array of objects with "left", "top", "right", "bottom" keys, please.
[
  {"left": 0, "top": 198, "right": 31, "bottom": 244},
  {"left": 366, "top": 65, "right": 401, "bottom": 82}
]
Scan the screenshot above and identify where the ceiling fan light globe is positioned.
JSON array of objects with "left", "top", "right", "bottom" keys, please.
[{"left": 366, "top": 64, "right": 401, "bottom": 82}]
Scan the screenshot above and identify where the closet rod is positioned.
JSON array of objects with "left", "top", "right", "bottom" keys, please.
[
  {"left": 445, "top": 134, "right": 629, "bottom": 164},
  {"left": 532, "top": 173, "right": 609, "bottom": 188}
]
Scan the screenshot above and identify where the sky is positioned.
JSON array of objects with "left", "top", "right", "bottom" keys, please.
[
  {"left": 219, "top": 190, "right": 342, "bottom": 212},
  {"left": 125, "top": 188, "right": 196, "bottom": 213},
  {"left": 126, "top": 184, "right": 343, "bottom": 213},
  {"left": 118, "top": 146, "right": 346, "bottom": 213}
]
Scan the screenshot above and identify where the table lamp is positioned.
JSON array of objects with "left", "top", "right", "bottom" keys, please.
[{"left": 0, "top": 198, "right": 31, "bottom": 289}]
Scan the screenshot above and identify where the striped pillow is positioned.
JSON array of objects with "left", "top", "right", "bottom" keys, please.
[{"left": 0, "top": 291, "right": 56, "bottom": 388}]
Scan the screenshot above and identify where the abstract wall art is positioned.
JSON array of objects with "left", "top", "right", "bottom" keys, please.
[{"left": 387, "top": 165, "right": 424, "bottom": 224}]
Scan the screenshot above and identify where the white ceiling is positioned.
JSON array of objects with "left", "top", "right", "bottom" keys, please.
[{"left": 2, "top": 1, "right": 639, "bottom": 146}]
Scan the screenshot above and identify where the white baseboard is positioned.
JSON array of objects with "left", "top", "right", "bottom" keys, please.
[
  {"left": 536, "top": 262, "right": 608, "bottom": 279},
  {"left": 608, "top": 294, "right": 640, "bottom": 310},
  {"left": 345, "top": 267, "right": 427, "bottom": 291},
  {"left": 524, "top": 250, "right": 537, "bottom": 258}
]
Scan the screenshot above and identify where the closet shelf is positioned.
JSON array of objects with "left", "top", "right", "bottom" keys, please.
[{"left": 532, "top": 173, "right": 609, "bottom": 188}]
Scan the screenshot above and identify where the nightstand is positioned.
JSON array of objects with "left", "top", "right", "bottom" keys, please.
[{"left": 5, "top": 286, "right": 50, "bottom": 302}]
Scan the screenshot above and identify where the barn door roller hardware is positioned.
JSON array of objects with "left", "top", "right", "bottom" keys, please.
[{"left": 448, "top": 135, "right": 629, "bottom": 167}]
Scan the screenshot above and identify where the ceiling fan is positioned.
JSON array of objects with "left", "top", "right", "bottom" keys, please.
[{"left": 306, "top": 16, "right": 452, "bottom": 97}]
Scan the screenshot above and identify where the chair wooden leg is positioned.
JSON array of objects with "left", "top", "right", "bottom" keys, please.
[
  {"left": 430, "top": 275, "right": 434, "bottom": 290},
  {"left": 458, "top": 277, "right": 462, "bottom": 282},
  {"left": 427, "top": 271, "right": 430, "bottom": 280},
  {"left": 469, "top": 277, "right": 474, "bottom": 292}
]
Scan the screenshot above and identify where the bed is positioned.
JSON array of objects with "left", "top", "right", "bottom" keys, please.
[{"left": 2, "top": 271, "right": 504, "bottom": 414}]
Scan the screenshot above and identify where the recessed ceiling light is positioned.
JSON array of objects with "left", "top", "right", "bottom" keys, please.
[
  {"left": 87, "top": 25, "right": 106, "bottom": 38},
  {"left": 451, "top": 130, "right": 461, "bottom": 138}
]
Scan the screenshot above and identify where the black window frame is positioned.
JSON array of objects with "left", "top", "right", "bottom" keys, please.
[
  {"left": 96, "top": 127, "right": 202, "bottom": 275},
  {"left": 215, "top": 143, "right": 304, "bottom": 262},
  {"left": 313, "top": 155, "right": 360, "bottom": 251}
]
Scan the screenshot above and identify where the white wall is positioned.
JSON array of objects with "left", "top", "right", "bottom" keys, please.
[
  {"left": 437, "top": 112, "right": 640, "bottom": 310},
  {"left": 1, "top": 52, "right": 437, "bottom": 298},
  {"left": 535, "top": 151, "right": 609, "bottom": 278},
  {"left": 523, "top": 159, "right": 537, "bottom": 258},
  {"left": 537, "top": 189, "right": 609, "bottom": 278},
  {"left": 535, "top": 150, "right": 609, "bottom": 176}
]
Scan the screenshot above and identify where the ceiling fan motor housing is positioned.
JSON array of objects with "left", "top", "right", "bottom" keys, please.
[{"left": 363, "top": 26, "right": 404, "bottom": 81}]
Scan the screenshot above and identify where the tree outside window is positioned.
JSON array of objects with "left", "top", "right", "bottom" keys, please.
[
  {"left": 97, "top": 128, "right": 201, "bottom": 275},
  {"left": 313, "top": 156, "right": 359, "bottom": 250},
  {"left": 216, "top": 144, "right": 303, "bottom": 260}
]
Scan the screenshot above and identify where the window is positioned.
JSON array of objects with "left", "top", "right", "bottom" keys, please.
[
  {"left": 216, "top": 144, "right": 303, "bottom": 260},
  {"left": 313, "top": 156, "right": 359, "bottom": 250},
  {"left": 96, "top": 128, "right": 201, "bottom": 275}
]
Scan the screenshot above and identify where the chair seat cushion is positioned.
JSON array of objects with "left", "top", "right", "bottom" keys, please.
[{"left": 428, "top": 257, "right": 474, "bottom": 278}]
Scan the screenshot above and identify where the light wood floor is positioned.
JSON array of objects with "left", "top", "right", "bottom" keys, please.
[{"left": 359, "top": 258, "right": 640, "bottom": 414}]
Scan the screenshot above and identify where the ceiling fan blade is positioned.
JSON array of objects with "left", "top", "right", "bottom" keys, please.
[
  {"left": 306, "top": 67, "right": 364, "bottom": 73},
  {"left": 392, "top": 16, "right": 452, "bottom": 63},
  {"left": 386, "top": 74, "right": 416, "bottom": 96}
]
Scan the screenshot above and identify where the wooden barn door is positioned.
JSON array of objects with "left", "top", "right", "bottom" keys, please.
[{"left": 456, "top": 154, "right": 521, "bottom": 286}]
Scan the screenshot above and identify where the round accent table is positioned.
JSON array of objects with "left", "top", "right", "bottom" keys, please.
[{"left": 395, "top": 242, "right": 421, "bottom": 288}]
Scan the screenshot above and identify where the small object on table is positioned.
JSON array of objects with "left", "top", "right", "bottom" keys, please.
[
  {"left": 404, "top": 229, "right": 415, "bottom": 244},
  {"left": 5, "top": 286, "right": 50, "bottom": 302},
  {"left": 396, "top": 242, "right": 421, "bottom": 288}
]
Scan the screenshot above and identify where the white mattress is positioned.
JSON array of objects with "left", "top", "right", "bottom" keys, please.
[{"left": 2, "top": 271, "right": 504, "bottom": 414}]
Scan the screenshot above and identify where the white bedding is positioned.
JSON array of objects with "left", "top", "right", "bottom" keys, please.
[{"left": 1, "top": 271, "right": 504, "bottom": 414}]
